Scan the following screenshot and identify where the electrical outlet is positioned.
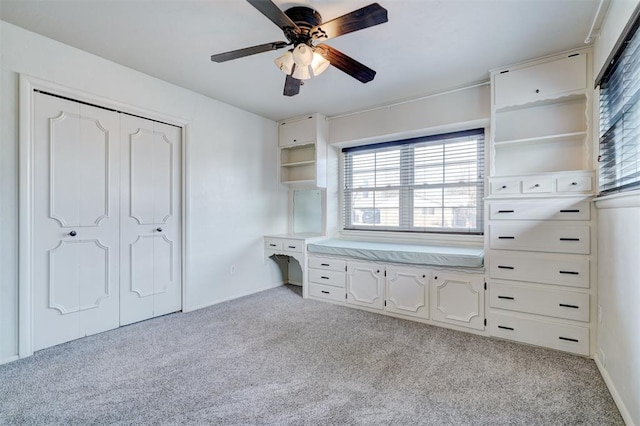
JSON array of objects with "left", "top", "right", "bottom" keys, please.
[{"left": 230, "top": 265, "right": 236, "bottom": 275}]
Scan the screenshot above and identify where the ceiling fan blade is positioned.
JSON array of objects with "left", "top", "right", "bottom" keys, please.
[
  {"left": 283, "top": 74, "right": 301, "bottom": 97},
  {"left": 311, "top": 3, "right": 388, "bottom": 41},
  {"left": 210, "top": 41, "right": 288, "bottom": 63},
  {"left": 317, "top": 44, "right": 376, "bottom": 83},
  {"left": 246, "top": 0, "right": 299, "bottom": 32}
]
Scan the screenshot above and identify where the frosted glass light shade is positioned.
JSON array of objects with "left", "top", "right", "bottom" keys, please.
[
  {"left": 310, "top": 52, "right": 330, "bottom": 77},
  {"left": 292, "top": 64, "right": 311, "bottom": 80},
  {"left": 274, "top": 51, "right": 294, "bottom": 74},
  {"left": 292, "top": 44, "right": 314, "bottom": 67}
]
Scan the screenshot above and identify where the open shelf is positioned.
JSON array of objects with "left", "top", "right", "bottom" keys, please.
[
  {"left": 495, "top": 92, "right": 586, "bottom": 113},
  {"left": 495, "top": 131, "right": 587, "bottom": 147},
  {"left": 281, "top": 160, "right": 316, "bottom": 168}
]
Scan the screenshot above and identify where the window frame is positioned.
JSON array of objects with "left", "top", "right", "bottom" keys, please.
[{"left": 341, "top": 128, "right": 485, "bottom": 235}]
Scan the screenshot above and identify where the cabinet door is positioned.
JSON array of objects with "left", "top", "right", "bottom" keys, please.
[
  {"left": 346, "top": 261, "right": 384, "bottom": 309},
  {"left": 279, "top": 115, "right": 316, "bottom": 147},
  {"left": 494, "top": 53, "right": 586, "bottom": 108},
  {"left": 431, "top": 273, "right": 485, "bottom": 330},
  {"left": 385, "top": 266, "right": 429, "bottom": 319}
]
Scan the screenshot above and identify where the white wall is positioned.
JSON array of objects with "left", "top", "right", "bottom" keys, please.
[
  {"left": 593, "top": 1, "right": 640, "bottom": 424},
  {"left": 0, "top": 21, "right": 288, "bottom": 362}
]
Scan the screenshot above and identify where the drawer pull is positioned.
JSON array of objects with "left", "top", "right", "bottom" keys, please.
[
  {"left": 497, "top": 265, "right": 514, "bottom": 270},
  {"left": 559, "top": 336, "right": 579, "bottom": 343},
  {"left": 559, "top": 303, "right": 579, "bottom": 309},
  {"left": 288, "top": 245, "right": 296, "bottom": 249},
  {"left": 533, "top": 184, "right": 540, "bottom": 188},
  {"left": 559, "top": 238, "right": 580, "bottom": 241},
  {"left": 320, "top": 263, "right": 330, "bottom": 266},
  {"left": 497, "top": 210, "right": 515, "bottom": 213},
  {"left": 498, "top": 325, "right": 514, "bottom": 331},
  {"left": 321, "top": 276, "right": 330, "bottom": 280},
  {"left": 559, "top": 270, "right": 579, "bottom": 275},
  {"left": 501, "top": 185, "right": 507, "bottom": 189},
  {"left": 560, "top": 209, "right": 580, "bottom": 213},
  {"left": 571, "top": 182, "right": 578, "bottom": 186},
  {"left": 498, "top": 236, "right": 515, "bottom": 239},
  {"left": 498, "top": 296, "right": 515, "bottom": 300},
  {"left": 321, "top": 290, "right": 330, "bottom": 294},
  {"left": 269, "top": 244, "right": 277, "bottom": 247}
]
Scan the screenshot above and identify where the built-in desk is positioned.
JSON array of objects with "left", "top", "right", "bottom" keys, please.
[{"left": 264, "top": 234, "right": 324, "bottom": 297}]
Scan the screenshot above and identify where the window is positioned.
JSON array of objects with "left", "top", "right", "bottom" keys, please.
[
  {"left": 343, "top": 129, "right": 484, "bottom": 234},
  {"left": 597, "top": 6, "right": 640, "bottom": 194}
]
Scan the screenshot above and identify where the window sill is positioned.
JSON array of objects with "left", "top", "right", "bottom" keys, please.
[{"left": 594, "top": 189, "right": 640, "bottom": 209}]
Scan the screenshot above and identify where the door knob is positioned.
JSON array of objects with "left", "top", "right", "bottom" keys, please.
[
  {"left": 68, "top": 231, "right": 77, "bottom": 237},
  {"left": 156, "top": 227, "right": 163, "bottom": 232}
]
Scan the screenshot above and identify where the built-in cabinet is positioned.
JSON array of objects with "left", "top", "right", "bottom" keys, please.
[
  {"left": 278, "top": 114, "right": 327, "bottom": 187},
  {"left": 308, "top": 254, "right": 485, "bottom": 332},
  {"left": 487, "top": 48, "right": 596, "bottom": 357}
]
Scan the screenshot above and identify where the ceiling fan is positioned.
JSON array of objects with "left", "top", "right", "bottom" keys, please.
[{"left": 211, "top": 0, "right": 388, "bottom": 96}]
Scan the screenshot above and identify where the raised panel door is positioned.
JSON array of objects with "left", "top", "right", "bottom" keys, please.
[
  {"left": 431, "top": 273, "right": 485, "bottom": 330},
  {"left": 120, "top": 115, "right": 182, "bottom": 326},
  {"left": 33, "top": 93, "right": 121, "bottom": 351},
  {"left": 385, "top": 266, "right": 429, "bottom": 319},
  {"left": 346, "top": 261, "right": 384, "bottom": 309}
]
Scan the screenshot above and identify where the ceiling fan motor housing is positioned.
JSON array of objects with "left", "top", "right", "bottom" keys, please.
[{"left": 284, "top": 6, "right": 322, "bottom": 44}]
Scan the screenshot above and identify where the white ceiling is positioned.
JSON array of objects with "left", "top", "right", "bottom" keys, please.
[{"left": 0, "top": 0, "right": 601, "bottom": 121}]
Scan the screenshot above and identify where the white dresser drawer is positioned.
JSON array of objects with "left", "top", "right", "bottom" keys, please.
[
  {"left": 490, "top": 178, "right": 521, "bottom": 195},
  {"left": 489, "top": 222, "right": 590, "bottom": 254},
  {"left": 490, "top": 312, "right": 590, "bottom": 356},
  {"left": 308, "top": 257, "right": 346, "bottom": 272},
  {"left": 308, "top": 283, "right": 345, "bottom": 302},
  {"left": 308, "top": 268, "right": 346, "bottom": 288},
  {"left": 281, "top": 239, "right": 303, "bottom": 253},
  {"left": 264, "top": 238, "right": 283, "bottom": 251},
  {"left": 490, "top": 251, "right": 589, "bottom": 288},
  {"left": 489, "top": 199, "right": 590, "bottom": 221},
  {"left": 490, "top": 282, "right": 589, "bottom": 322},
  {"left": 557, "top": 175, "right": 593, "bottom": 193},
  {"left": 521, "top": 177, "right": 553, "bottom": 194}
]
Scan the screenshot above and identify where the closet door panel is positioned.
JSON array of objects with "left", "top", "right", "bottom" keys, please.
[
  {"left": 33, "top": 94, "right": 120, "bottom": 351},
  {"left": 120, "top": 116, "right": 182, "bottom": 325}
]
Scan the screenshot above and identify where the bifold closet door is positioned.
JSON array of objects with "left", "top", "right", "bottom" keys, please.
[
  {"left": 119, "top": 114, "right": 182, "bottom": 325},
  {"left": 33, "top": 93, "right": 121, "bottom": 351}
]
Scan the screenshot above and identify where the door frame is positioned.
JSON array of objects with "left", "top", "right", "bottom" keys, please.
[{"left": 18, "top": 74, "right": 190, "bottom": 358}]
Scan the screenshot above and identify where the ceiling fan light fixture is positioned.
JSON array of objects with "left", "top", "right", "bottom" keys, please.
[
  {"left": 292, "top": 44, "right": 314, "bottom": 67},
  {"left": 310, "top": 50, "right": 330, "bottom": 77},
  {"left": 274, "top": 50, "right": 294, "bottom": 74},
  {"left": 292, "top": 63, "right": 312, "bottom": 80}
]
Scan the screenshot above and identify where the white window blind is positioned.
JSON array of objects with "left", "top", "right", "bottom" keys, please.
[
  {"left": 343, "top": 129, "right": 484, "bottom": 234},
  {"left": 598, "top": 7, "right": 640, "bottom": 194}
]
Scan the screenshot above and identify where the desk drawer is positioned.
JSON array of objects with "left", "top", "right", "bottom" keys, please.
[
  {"left": 309, "top": 283, "right": 345, "bottom": 302},
  {"left": 264, "top": 238, "right": 283, "bottom": 251},
  {"left": 490, "top": 282, "right": 589, "bottom": 322},
  {"left": 490, "top": 251, "right": 589, "bottom": 288},
  {"left": 282, "top": 239, "right": 303, "bottom": 253},
  {"left": 490, "top": 311, "right": 589, "bottom": 356},
  {"left": 489, "top": 223, "right": 590, "bottom": 254},
  {"left": 308, "top": 257, "right": 346, "bottom": 272},
  {"left": 308, "top": 269, "right": 346, "bottom": 288}
]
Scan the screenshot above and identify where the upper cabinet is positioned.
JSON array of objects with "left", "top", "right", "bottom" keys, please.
[
  {"left": 278, "top": 113, "right": 327, "bottom": 187},
  {"left": 493, "top": 53, "right": 587, "bottom": 108},
  {"left": 489, "top": 49, "right": 592, "bottom": 177}
]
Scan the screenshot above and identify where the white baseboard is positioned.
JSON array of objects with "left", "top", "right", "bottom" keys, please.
[
  {"left": 0, "top": 355, "right": 19, "bottom": 366},
  {"left": 183, "top": 281, "right": 284, "bottom": 313},
  {"left": 595, "top": 353, "right": 636, "bottom": 426}
]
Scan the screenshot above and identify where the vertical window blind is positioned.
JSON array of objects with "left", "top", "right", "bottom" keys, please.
[
  {"left": 598, "top": 6, "right": 640, "bottom": 194},
  {"left": 342, "top": 129, "right": 484, "bottom": 234}
]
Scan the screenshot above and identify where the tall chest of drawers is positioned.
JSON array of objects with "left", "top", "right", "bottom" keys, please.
[{"left": 486, "top": 172, "right": 595, "bottom": 356}]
